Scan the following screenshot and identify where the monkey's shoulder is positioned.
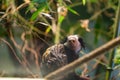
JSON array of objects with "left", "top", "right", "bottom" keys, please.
[{"left": 42, "top": 44, "right": 66, "bottom": 62}]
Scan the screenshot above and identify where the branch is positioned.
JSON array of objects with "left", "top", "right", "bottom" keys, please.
[
  {"left": 45, "top": 37, "right": 120, "bottom": 80},
  {"left": 0, "top": 78, "right": 45, "bottom": 80},
  {"left": 0, "top": 38, "right": 22, "bottom": 64}
]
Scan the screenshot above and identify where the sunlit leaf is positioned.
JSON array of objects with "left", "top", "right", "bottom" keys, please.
[
  {"left": 82, "top": 0, "right": 86, "bottom": 5},
  {"left": 114, "top": 56, "right": 120, "bottom": 65},
  {"left": 45, "top": 26, "right": 51, "bottom": 34},
  {"left": 58, "top": 16, "right": 65, "bottom": 24},
  {"left": 114, "top": 47, "right": 120, "bottom": 65}
]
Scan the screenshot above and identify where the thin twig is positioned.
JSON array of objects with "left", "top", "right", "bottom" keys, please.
[
  {"left": 45, "top": 37, "right": 120, "bottom": 80},
  {"left": 21, "top": 31, "right": 40, "bottom": 72},
  {"left": 0, "top": 38, "right": 22, "bottom": 64},
  {"left": 9, "top": 30, "right": 36, "bottom": 78}
]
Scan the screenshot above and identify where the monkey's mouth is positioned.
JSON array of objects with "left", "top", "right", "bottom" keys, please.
[{"left": 68, "top": 43, "right": 75, "bottom": 50}]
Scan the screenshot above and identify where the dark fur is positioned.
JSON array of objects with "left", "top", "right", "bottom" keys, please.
[
  {"left": 78, "top": 37, "right": 85, "bottom": 49},
  {"left": 41, "top": 35, "right": 87, "bottom": 80}
]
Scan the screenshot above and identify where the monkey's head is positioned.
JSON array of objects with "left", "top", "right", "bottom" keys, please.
[{"left": 63, "top": 35, "right": 85, "bottom": 53}]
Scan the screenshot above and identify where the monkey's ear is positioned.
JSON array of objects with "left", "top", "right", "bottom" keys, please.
[
  {"left": 78, "top": 37, "right": 85, "bottom": 49},
  {"left": 60, "top": 37, "right": 68, "bottom": 44}
]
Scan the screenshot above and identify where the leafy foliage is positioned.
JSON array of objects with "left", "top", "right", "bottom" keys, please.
[{"left": 114, "top": 47, "right": 120, "bottom": 65}]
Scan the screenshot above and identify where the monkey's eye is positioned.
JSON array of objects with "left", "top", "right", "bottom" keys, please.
[
  {"left": 72, "top": 40, "right": 75, "bottom": 43},
  {"left": 69, "top": 40, "right": 75, "bottom": 43}
]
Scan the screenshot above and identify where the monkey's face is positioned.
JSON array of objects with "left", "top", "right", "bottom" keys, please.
[{"left": 64, "top": 35, "right": 84, "bottom": 53}]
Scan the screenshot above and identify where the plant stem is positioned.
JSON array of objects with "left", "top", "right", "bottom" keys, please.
[{"left": 105, "top": 0, "right": 120, "bottom": 80}]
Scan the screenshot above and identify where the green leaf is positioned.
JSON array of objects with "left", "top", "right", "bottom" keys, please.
[
  {"left": 114, "top": 47, "right": 120, "bottom": 64},
  {"left": 90, "top": 0, "right": 98, "bottom": 3},
  {"left": 67, "top": 7, "right": 79, "bottom": 15},
  {"left": 114, "top": 56, "right": 120, "bottom": 65},
  {"left": 26, "top": 3, "right": 35, "bottom": 14},
  {"left": 82, "top": 0, "right": 86, "bottom": 5},
  {"left": 30, "top": 2, "right": 47, "bottom": 21},
  {"left": 32, "top": 0, "right": 47, "bottom": 3},
  {"left": 45, "top": 26, "right": 51, "bottom": 34},
  {"left": 58, "top": 16, "right": 65, "bottom": 24}
]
